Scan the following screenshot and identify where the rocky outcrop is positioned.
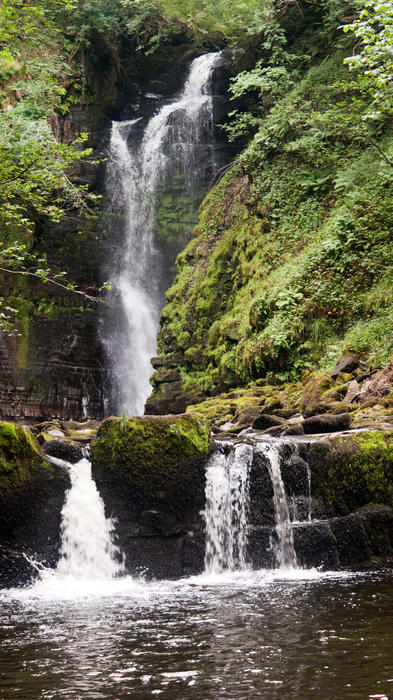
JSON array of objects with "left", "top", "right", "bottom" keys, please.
[
  {"left": 91, "top": 414, "right": 212, "bottom": 579},
  {"left": 245, "top": 430, "right": 393, "bottom": 569},
  {"left": 0, "top": 296, "right": 107, "bottom": 422},
  {"left": 0, "top": 422, "right": 70, "bottom": 587}
]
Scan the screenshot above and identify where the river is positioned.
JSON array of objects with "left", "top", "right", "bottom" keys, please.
[{"left": 0, "top": 569, "right": 392, "bottom": 699}]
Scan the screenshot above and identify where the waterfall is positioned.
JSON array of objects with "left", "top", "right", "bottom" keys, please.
[
  {"left": 204, "top": 444, "right": 254, "bottom": 574},
  {"left": 257, "top": 443, "right": 298, "bottom": 570},
  {"left": 103, "top": 52, "right": 221, "bottom": 416},
  {"left": 204, "top": 440, "right": 298, "bottom": 574},
  {"left": 53, "top": 457, "right": 124, "bottom": 580}
]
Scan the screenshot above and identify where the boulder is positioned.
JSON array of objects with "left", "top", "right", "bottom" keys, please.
[
  {"left": 303, "top": 430, "right": 393, "bottom": 516},
  {"left": 303, "top": 412, "right": 351, "bottom": 434},
  {"left": 344, "top": 379, "right": 362, "bottom": 403},
  {"left": 301, "top": 371, "right": 351, "bottom": 417},
  {"left": 252, "top": 414, "right": 285, "bottom": 430},
  {"left": 331, "top": 354, "right": 360, "bottom": 379},
  {"left": 0, "top": 421, "right": 70, "bottom": 585},
  {"left": 358, "top": 361, "right": 393, "bottom": 404},
  {"left": 235, "top": 407, "right": 262, "bottom": 427},
  {"left": 91, "top": 414, "right": 212, "bottom": 579},
  {"left": 283, "top": 423, "right": 304, "bottom": 436},
  {"left": 44, "top": 439, "right": 84, "bottom": 464}
]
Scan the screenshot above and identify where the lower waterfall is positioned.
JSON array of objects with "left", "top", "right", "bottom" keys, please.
[
  {"left": 204, "top": 439, "right": 299, "bottom": 574},
  {"left": 32, "top": 456, "right": 126, "bottom": 593},
  {"left": 204, "top": 444, "right": 254, "bottom": 574},
  {"left": 256, "top": 443, "right": 298, "bottom": 569},
  {"left": 55, "top": 457, "right": 124, "bottom": 580}
]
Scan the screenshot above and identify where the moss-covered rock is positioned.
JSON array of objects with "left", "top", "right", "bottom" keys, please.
[
  {"left": 91, "top": 414, "right": 212, "bottom": 515},
  {"left": 0, "top": 421, "right": 42, "bottom": 491},
  {"left": 305, "top": 430, "right": 393, "bottom": 516},
  {"left": 91, "top": 414, "right": 212, "bottom": 578},
  {"left": 0, "top": 421, "right": 70, "bottom": 586}
]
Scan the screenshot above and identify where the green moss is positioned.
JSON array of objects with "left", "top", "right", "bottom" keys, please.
[
  {"left": 0, "top": 421, "right": 42, "bottom": 491},
  {"left": 151, "top": 42, "right": 393, "bottom": 408},
  {"left": 186, "top": 381, "right": 302, "bottom": 426},
  {"left": 91, "top": 414, "right": 212, "bottom": 514},
  {"left": 309, "top": 431, "right": 393, "bottom": 515}
]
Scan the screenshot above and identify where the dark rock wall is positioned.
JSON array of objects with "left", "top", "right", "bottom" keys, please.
[
  {"left": 0, "top": 50, "right": 236, "bottom": 423},
  {"left": 91, "top": 414, "right": 212, "bottom": 579}
]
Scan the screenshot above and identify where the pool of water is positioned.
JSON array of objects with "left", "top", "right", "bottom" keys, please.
[{"left": 0, "top": 568, "right": 392, "bottom": 699}]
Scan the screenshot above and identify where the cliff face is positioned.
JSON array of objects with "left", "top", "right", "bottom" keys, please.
[
  {"left": 146, "top": 44, "right": 393, "bottom": 414},
  {"left": 0, "top": 40, "right": 231, "bottom": 422}
]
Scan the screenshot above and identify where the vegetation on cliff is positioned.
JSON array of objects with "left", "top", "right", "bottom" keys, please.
[{"left": 151, "top": 0, "right": 393, "bottom": 409}]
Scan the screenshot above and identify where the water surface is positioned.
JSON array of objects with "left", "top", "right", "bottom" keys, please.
[{"left": 1, "top": 569, "right": 392, "bottom": 699}]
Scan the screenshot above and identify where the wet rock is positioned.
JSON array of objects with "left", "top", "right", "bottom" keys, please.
[
  {"left": 331, "top": 354, "right": 360, "bottom": 379},
  {"left": 281, "top": 454, "right": 309, "bottom": 496},
  {"left": 0, "top": 546, "right": 37, "bottom": 588},
  {"left": 293, "top": 521, "right": 339, "bottom": 569},
  {"left": 91, "top": 414, "right": 211, "bottom": 579},
  {"left": 252, "top": 414, "right": 285, "bottom": 430},
  {"left": 260, "top": 425, "right": 284, "bottom": 436},
  {"left": 358, "top": 361, "right": 393, "bottom": 404},
  {"left": 283, "top": 423, "right": 304, "bottom": 436},
  {"left": 44, "top": 439, "right": 84, "bottom": 464},
  {"left": 303, "top": 412, "right": 351, "bottom": 434},
  {"left": 235, "top": 408, "right": 262, "bottom": 427},
  {"left": 344, "top": 379, "right": 362, "bottom": 403}
]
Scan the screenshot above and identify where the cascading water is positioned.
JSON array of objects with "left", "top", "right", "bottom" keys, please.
[
  {"left": 204, "top": 444, "right": 254, "bottom": 574},
  {"left": 103, "top": 52, "right": 221, "bottom": 416},
  {"left": 204, "top": 440, "right": 299, "bottom": 574},
  {"left": 257, "top": 442, "right": 298, "bottom": 570},
  {"left": 49, "top": 456, "right": 124, "bottom": 581}
]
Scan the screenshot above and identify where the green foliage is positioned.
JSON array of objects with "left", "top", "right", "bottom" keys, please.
[
  {"left": 0, "top": 0, "right": 107, "bottom": 331},
  {"left": 155, "top": 0, "right": 274, "bottom": 43},
  {"left": 343, "top": 0, "right": 393, "bottom": 118},
  {"left": 65, "top": 0, "right": 168, "bottom": 55},
  {"left": 156, "top": 21, "right": 393, "bottom": 400}
]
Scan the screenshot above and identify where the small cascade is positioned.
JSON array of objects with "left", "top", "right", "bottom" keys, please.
[
  {"left": 204, "top": 444, "right": 254, "bottom": 574},
  {"left": 257, "top": 443, "right": 298, "bottom": 569},
  {"left": 104, "top": 52, "right": 221, "bottom": 416},
  {"left": 53, "top": 457, "right": 124, "bottom": 580}
]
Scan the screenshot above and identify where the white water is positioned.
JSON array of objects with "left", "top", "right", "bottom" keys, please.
[
  {"left": 35, "top": 456, "right": 124, "bottom": 595},
  {"left": 104, "top": 52, "right": 221, "bottom": 415},
  {"left": 204, "top": 444, "right": 254, "bottom": 574},
  {"left": 257, "top": 443, "right": 298, "bottom": 569}
]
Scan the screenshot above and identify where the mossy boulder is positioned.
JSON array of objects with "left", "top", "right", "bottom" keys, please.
[
  {"left": 305, "top": 430, "right": 393, "bottom": 516},
  {"left": 0, "top": 421, "right": 42, "bottom": 492},
  {"left": 91, "top": 414, "right": 212, "bottom": 518},
  {"left": 0, "top": 421, "right": 70, "bottom": 585},
  {"left": 301, "top": 371, "right": 352, "bottom": 417},
  {"left": 91, "top": 414, "right": 212, "bottom": 578}
]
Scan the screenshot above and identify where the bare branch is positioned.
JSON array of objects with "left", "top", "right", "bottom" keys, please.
[{"left": 0, "top": 266, "right": 107, "bottom": 304}]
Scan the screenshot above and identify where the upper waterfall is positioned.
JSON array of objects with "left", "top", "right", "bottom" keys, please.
[{"left": 103, "top": 52, "right": 222, "bottom": 416}]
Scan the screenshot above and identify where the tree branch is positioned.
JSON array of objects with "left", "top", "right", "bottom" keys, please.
[
  {"left": 0, "top": 159, "right": 39, "bottom": 186},
  {"left": 368, "top": 138, "right": 393, "bottom": 169},
  {"left": 0, "top": 266, "right": 107, "bottom": 304}
]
